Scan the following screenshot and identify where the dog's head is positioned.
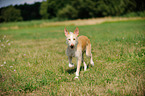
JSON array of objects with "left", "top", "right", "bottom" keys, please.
[{"left": 64, "top": 27, "right": 79, "bottom": 49}]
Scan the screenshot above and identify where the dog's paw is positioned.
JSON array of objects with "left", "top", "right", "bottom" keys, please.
[
  {"left": 69, "top": 63, "right": 74, "bottom": 68},
  {"left": 91, "top": 61, "right": 94, "bottom": 66},
  {"left": 83, "top": 62, "right": 87, "bottom": 71},
  {"left": 74, "top": 76, "right": 79, "bottom": 79}
]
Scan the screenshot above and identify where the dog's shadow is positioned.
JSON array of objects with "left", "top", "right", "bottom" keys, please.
[
  {"left": 65, "top": 64, "right": 91, "bottom": 74},
  {"left": 65, "top": 67, "right": 77, "bottom": 74}
]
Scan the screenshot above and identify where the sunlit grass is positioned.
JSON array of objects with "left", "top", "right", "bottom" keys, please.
[{"left": 0, "top": 19, "right": 145, "bottom": 95}]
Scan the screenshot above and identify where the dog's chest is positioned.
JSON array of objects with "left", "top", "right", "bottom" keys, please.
[
  {"left": 66, "top": 48, "right": 76, "bottom": 57},
  {"left": 66, "top": 48, "right": 82, "bottom": 59}
]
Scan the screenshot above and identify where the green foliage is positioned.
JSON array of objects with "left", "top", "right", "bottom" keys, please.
[
  {"left": 39, "top": 0, "right": 145, "bottom": 19},
  {"left": 40, "top": 0, "right": 68, "bottom": 19},
  {"left": 122, "top": 11, "right": 145, "bottom": 17},
  {"left": 96, "top": 0, "right": 136, "bottom": 16},
  {"left": 15, "top": 2, "right": 41, "bottom": 21},
  {"left": 0, "top": 0, "right": 145, "bottom": 22},
  {"left": 71, "top": 0, "right": 98, "bottom": 18},
  {"left": 40, "top": 1, "right": 49, "bottom": 19},
  {"left": 57, "top": 5, "right": 78, "bottom": 19},
  {"left": 0, "top": 6, "right": 23, "bottom": 22}
]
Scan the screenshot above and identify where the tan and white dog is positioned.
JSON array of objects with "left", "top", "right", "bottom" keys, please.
[{"left": 64, "top": 27, "right": 94, "bottom": 78}]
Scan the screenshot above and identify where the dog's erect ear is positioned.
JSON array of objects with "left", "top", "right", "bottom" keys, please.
[
  {"left": 74, "top": 27, "right": 79, "bottom": 36},
  {"left": 64, "top": 27, "right": 69, "bottom": 36}
]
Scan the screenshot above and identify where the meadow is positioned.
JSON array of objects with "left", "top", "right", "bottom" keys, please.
[{"left": 0, "top": 18, "right": 145, "bottom": 95}]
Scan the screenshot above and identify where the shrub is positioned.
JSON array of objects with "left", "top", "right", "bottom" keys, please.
[
  {"left": 1, "top": 6, "right": 23, "bottom": 22},
  {"left": 57, "top": 5, "right": 78, "bottom": 19},
  {"left": 122, "top": 11, "right": 145, "bottom": 17}
]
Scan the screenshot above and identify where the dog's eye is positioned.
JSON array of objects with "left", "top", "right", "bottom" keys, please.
[
  {"left": 73, "top": 38, "right": 75, "bottom": 40},
  {"left": 68, "top": 39, "right": 70, "bottom": 40}
]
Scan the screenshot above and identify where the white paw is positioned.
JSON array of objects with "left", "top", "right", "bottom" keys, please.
[
  {"left": 69, "top": 63, "right": 74, "bottom": 68},
  {"left": 91, "top": 61, "right": 94, "bottom": 66},
  {"left": 83, "top": 62, "right": 87, "bottom": 71},
  {"left": 76, "top": 72, "right": 79, "bottom": 77},
  {"left": 75, "top": 76, "right": 79, "bottom": 79}
]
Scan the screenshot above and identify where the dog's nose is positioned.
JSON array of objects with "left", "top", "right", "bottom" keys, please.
[{"left": 70, "top": 44, "right": 74, "bottom": 49}]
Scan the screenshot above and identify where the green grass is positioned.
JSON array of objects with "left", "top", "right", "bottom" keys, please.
[
  {"left": 0, "top": 19, "right": 145, "bottom": 95},
  {"left": 0, "top": 18, "right": 68, "bottom": 29}
]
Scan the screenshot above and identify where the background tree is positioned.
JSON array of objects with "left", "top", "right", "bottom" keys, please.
[
  {"left": 40, "top": 0, "right": 69, "bottom": 19},
  {"left": 96, "top": 0, "right": 136, "bottom": 16},
  {"left": 40, "top": 1, "right": 49, "bottom": 19},
  {"left": 0, "top": 6, "right": 23, "bottom": 22},
  {"left": 57, "top": 5, "right": 78, "bottom": 19},
  {"left": 0, "top": 0, "right": 145, "bottom": 22},
  {"left": 70, "top": 0, "right": 98, "bottom": 18},
  {"left": 40, "top": 0, "right": 144, "bottom": 19},
  {"left": 15, "top": 2, "right": 41, "bottom": 21}
]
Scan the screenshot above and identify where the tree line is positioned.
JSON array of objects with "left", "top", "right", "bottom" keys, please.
[{"left": 0, "top": 0, "right": 145, "bottom": 22}]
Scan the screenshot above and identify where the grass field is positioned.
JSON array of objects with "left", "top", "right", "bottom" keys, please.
[{"left": 0, "top": 18, "right": 145, "bottom": 95}]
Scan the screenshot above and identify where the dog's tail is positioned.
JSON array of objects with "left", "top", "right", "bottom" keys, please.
[{"left": 86, "top": 40, "right": 92, "bottom": 57}]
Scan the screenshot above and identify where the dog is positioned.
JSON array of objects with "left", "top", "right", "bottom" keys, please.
[{"left": 64, "top": 27, "right": 94, "bottom": 78}]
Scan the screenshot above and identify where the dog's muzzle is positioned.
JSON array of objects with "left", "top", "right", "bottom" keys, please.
[{"left": 70, "top": 44, "right": 74, "bottom": 49}]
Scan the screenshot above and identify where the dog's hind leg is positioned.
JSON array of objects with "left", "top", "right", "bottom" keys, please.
[
  {"left": 90, "top": 53, "right": 94, "bottom": 66},
  {"left": 82, "top": 53, "right": 87, "bottom": 71},
  {"left": 86, "top": 44, "right": 94, "bottom": 66}
]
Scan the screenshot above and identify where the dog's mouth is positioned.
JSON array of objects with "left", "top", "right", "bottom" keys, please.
[{"left": 70, "top": 45, "right": 74, "bottom": 49}]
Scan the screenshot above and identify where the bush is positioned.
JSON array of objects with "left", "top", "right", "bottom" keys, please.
[
  {"left": 40, "top": 1, "right": 49, "bottom": 19},
  {"left": 122, "top": 11, "right": 145, "bottom": 17},
  {"left": 1, "top": 6, "right": 23, "bottom": 22},
  {"left": 57, "top": 5, "right": 78, "bottom": 19}
]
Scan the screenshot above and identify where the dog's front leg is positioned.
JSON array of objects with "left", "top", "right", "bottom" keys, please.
[
  {"left": 75, "top": 58, "right": 82, "bottom": 78},
  {"left": 68, "top": 56, "right": 74, "bottom": 67}
]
